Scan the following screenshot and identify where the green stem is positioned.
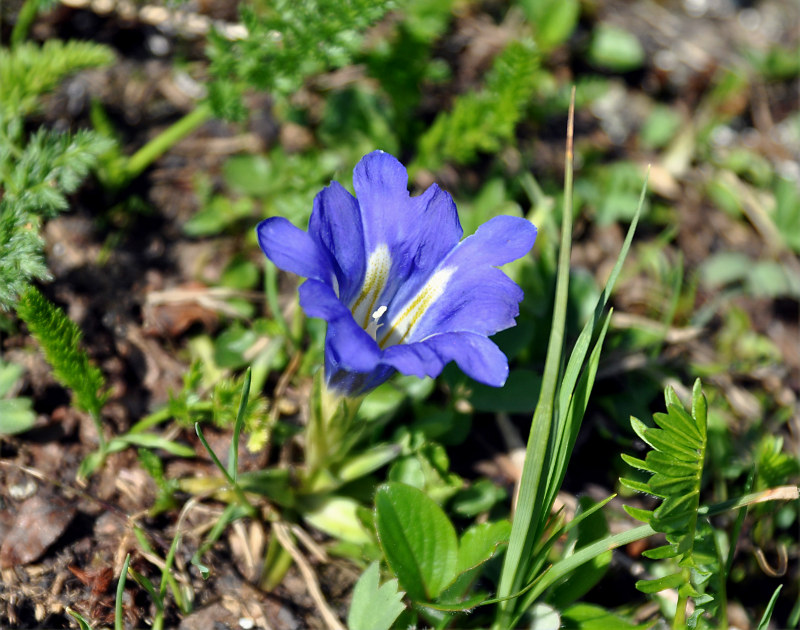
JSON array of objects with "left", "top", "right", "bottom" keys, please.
[
  {"left": 260, "top": 528, "right": 294, "bottom": 590},
  {"left": 122, "top": 102, "right": 213, "bottom": 183},
  {"left": 10, "top": 0, "right": 40, "bottom": 48},
  {"left": 673, "top": 567, "right": 691, "bottom": 629},
  {"left": 264, "top": 260, "right": 293, "bottom": 347},
  {"left": 90, "top": 410, "right": 107, "bottom": 453}
]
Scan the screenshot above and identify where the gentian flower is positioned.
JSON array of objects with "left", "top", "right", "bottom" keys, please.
[{"left": 257, "top": 151, "right": 537, "bottom": 396}]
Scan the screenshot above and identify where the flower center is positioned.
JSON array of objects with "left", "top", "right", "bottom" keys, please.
[
  {"left": 350, "top": 244, "right": 391, "bottom": 330},
  {"left": 379, "top": 267, "right": 455, "bottom": 348}
]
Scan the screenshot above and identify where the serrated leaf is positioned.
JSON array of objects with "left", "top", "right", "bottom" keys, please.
[
  {"left": 375, "top": 482, "right": 458, "bottom": 602},
  {"left": 629, "top": 416, "right": 651, "bottom": 445},
  {"left": 659, "top": 404, "right": 703, "bottom": 442},
  {"left": 635, "top": 571, "right": 685, "bottom": 593},
  {"left": 691, "top": 380, "right": 707, "bottom": 433},
  {"left": 619, "top": 477, "right": 655, "bottom": 495},
  {"left": 642, "top": 428, "right": 700, "bottom": 462},
  {"left": 347, "top": 562, "right": 406, "bottom": 630},
  {"left": 620, "top": 453, "right": 651, "bottom": 473},
  {"left": 642, "top": 543, "right": 678, "bottom": 559},
  {"left": 645, "top": 451, "right": 698, "bottom": 476},
  {"left": 622, "top": 505, "right": 653, "bottom": 523},
  {"left": 649, "top": 473, "right": 698, "bottom": 495}
]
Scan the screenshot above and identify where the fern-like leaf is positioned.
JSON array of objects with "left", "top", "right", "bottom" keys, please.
[
  {"left": 0, "top": 40, "right": 114, "bottom": 119},
  {"left": 15, "top": 286, "right": 108, "bottom": 419},
  {"left": 207, "top": 0, "right": 393, "bottom": 119},
  {"left": 416, "top": 39, "right": 539, "bottom": 170},
  {"left": 621, "top": 379, "right": 715, "bottom": 623}
]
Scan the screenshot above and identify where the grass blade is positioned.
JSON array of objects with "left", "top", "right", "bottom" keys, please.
[
  {"left": 494, "top": 88, "right": 577, "bottom": 625},
  {"left": 115, "top": 553, "right": 131, "bottom": 630}
]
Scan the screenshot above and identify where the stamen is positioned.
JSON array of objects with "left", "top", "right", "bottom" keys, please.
[{"left": 365, "top": 305, "right": 388, "bottom": 339}]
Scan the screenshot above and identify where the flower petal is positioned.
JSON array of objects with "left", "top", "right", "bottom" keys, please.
[
  {"left": 308, "top": 181, "right": 365, "bottom": 304},
  {"left": 298, "top": 280, "right": 381, "bottom": 373},
  {"left": 257, "top": 217, "right": 332, "bottom": 284},
  {"left": 352, "top": 151, "right": 463, "bottom": 301},
  {"left": 382, "top": 332, "right": 509, "bottom": 386},
  {"left": 384, "top": 215, "right": 536, "bottom": 342}
]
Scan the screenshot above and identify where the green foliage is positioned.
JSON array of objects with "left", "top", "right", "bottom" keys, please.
[
  {"left": 621, "top": 380, "right": 715, "bottom": 625},
  {"left": 588, "top": 24, "right": 645, "bottom": 72},
  {"left": 374, "top": 481, "right": 509, "bottom": 612},
  {"left": 206, "top": 0, "right": 394, "bottom": 119},
  {"left": 138, "top": 449, "right": 180, "bottom": 516},
  {"left": 0, "top": 39, "right": 114, "bottom": 119},
  {"left": 0, "top": 355, "right": 36, "bottom": 435},
  {"left": 415, "top": 39, "right": 539, "bottom": 170},
  {"left": 347, "top": 562, "right": 406, "bottom": 630},
  {"left": 0, "top": 128, "right": 114, "bottom": 309},
  {"left": 520, "top": 0, "right": 580, "bottom": 53},
  {"left": 161, "top": 361, "right": 269, "bottom": 450},
  {"left": 0, "top": 37, "right": 114, "bottom": 309},
  {"left": 15, "top": 286, "right": 108, "bottom": 420},
  {"left": 0, "top": 201, "right": 48, "bottom": 311},
  {"left": 4, "top": 128, "right": 114, "bottom": 218}
]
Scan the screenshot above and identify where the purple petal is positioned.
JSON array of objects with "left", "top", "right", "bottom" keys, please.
[
  {"left": 387, "top": 215, "right": 536, "bottom": 341},
  {"left": 444, "top": 215, "right": 537, "bottom": 269},
  {"left": 299, "top": 280, "right": 381, "bottom": 373},
  {"left": 257, "top": 217, "right": 332, "bottom": 284},
  {"left": 308, "top": 181, "right": 365, "bottom": 305},
  {"left": 383, "top": 332, "right": 509, "bottom": 386},
  {"left": 352, "top": 151, "right": 463, "bottom": 302}
]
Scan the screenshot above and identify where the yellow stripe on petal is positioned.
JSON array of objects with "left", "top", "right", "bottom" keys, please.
[
  {"left": 351, "top": 244, "right": 391, "bottom": 329},
  {"left": 380, "top": 267, "right": 455, "bottom": 348}
]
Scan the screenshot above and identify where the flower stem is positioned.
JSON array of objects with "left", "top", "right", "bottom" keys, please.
[
  {"left": 10, "top": 0, "right": 40, "bottom": 48},
  {"left": 122, "top": 102, "right": 213, "bottom": 183}
]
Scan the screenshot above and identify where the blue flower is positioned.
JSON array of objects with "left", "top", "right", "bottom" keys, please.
[{"left": 257, "top": 151, "right": 537, "bottom": 396}]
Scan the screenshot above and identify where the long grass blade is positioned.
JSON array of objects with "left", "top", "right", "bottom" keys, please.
[{"left": 494, "top": 87, "right": 576, "bottom": 625}]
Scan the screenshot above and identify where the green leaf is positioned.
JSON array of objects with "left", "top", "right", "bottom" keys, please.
[
  {"left": 549, "top": 497, "right": 612, "bottom": 609},
  {"left": 66, "top": 607, "right": 94, "bottom": 630},
  {"left": 450, "top": 479, "right": 507, "bottom": 517},
  {"left": 469, "top": 369, "right": 541, "bottom": 413},
  {"left": 635, "top": 571, "right": 685, "bottom": 594},
  {"left": 0, "top": 398, "right": 36, "bottom": 435},
  {"left": 374, "top": 482, "right": 458, "bottom": 602},
  {"left": 561, "top": 603, "right": 649, "bottom": 629},
  {"left": 520, "top": 0, "right": 580, "bottom": 53},
  {"left": 619, "top": 477, "right": 653, "bottom": 495},
  {"left": 456, "top": 520, "right": 511, "bottom": 575},
  {"left": 347, "top": 562, "right": 406, "bottom": 630},
  {"left": 305, "top": 496, "right": 373, "bottom": 546},
  {"left": 15, "top": 286, "right": 107, "bottom": 418},
  {"left": 0, "top": 360, "right": 24, "bottom": 397},
  {"left": 107, "top": 433, "right": 195, "bottom": 457},
  {"left": 622, "top": 505, "right": 653, "bottom": 522},
  {"left": 588, "top": 24, "right": 644, "bottom": 72},
  {"left": 642, "top": 543, "right": 678, "bottom": 560},
  {"left": 757, "top": 584, "right": 783, "bottom": 630}
]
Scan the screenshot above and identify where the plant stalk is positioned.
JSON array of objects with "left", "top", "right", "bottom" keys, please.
[{"left": 123, "top": 102, "right": 213, "bottom": 183}]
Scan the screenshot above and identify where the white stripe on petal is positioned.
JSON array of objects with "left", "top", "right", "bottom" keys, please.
[
  {"left": 350, "top": 244, "right": 391, "bottom": 330},
  {"left": 380, "top": 267, "right": 456, "bottom": 348}
]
